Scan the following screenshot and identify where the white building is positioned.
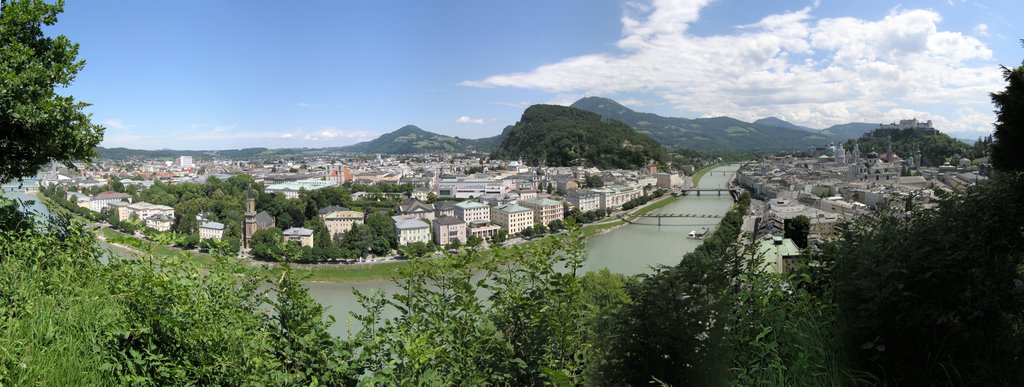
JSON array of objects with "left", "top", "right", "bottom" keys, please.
[
  {"left": 565, "top": 189, "right": 601, "bottom": 212},
  {"left": 395, "top": 218, "right": 431, "bottom": 246},
  {"left": 199, "top": 221, "right": 225, "bottom": 240},
  {"left": 454, "top": 201, "right": 490, "bottom": 223},
  {"left": 176, "top": 155, "right": 193, "bottom": 168},
  {"left": 490, "top": 204, "right": 534, "bottom": 235},
  {"left": 518, "top": 197, "right": 564, "bottom": 226},
  {"left": 89, "top": 191, "right": 132, "bottom": 212},
  {"left": 437, "top": 178, "right": 507, "bottom": 199},
  {"left": 319, "top": 208, "right": 364, "bottom": 239},
  {"left": 282, "top": 227, "right": 314, "bottom": 247}
]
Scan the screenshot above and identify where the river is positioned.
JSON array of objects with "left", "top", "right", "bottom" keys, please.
[{"left": 308, "top": 164, "right": 741, "bottom": 337}]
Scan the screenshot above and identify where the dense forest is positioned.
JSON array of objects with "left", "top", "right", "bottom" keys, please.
[{"left": 492, "top": 104, "right": 668, "bottom": 169}]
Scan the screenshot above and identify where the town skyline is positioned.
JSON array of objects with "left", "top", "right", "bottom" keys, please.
[{"left": 51, "top": 0, "right": 1023, "bottom": 149}]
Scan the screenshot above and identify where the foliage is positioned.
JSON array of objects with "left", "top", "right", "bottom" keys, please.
[
  {"left": 583, "top": 175, "right": 604, "bottom": 188},
  {"left": 784, "top": 215, "right": 810, "bottom": 248},
  {"left": 492, "top": 104, "right": 668, "bottom": 169},
  {"left": 990, "top": 43, "right": 1024, "bottom": 171},
  {"left": 829, "top": 172, "right": 1024, "bottom": 385},
  {"left": 0, "top": 0, "right": 104, "bottom": 184},
  {"left": 348, "top": 227, "right": 590, "bottom": 384},
  {"left": 0, "top": 212, "right": 351, "bottom": 385}
]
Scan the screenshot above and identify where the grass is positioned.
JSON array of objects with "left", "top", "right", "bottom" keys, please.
[
  {"left": 98, "top": 227, "right": 217, "bottom": 266},
  {"left": 580, "top": 220, "right": 626, "bottom": 239},
  {"left": 632, "top": 195, "right": 676, "bottom": 217},
  {"left": 691, "top": 163, "right": 722, "bottom": 187}
]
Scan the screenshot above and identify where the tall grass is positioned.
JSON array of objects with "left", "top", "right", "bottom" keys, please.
[{"left": 0, "top": 223, "right": 120, "bottom": 385}]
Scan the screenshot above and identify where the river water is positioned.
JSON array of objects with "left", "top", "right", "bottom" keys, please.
[{"left": 308, "top": 164, "right": 741, "bottom": 337}]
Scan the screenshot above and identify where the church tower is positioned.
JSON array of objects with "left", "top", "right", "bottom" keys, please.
[
  {"left": 852, "top": 143, "right": 860, "bottom": 163},
  {"left": 835, "top": 142, "right": 846, "bottom": 164},
  {"left": 242, "top": 184, "right": 256, "bottom": 251}
]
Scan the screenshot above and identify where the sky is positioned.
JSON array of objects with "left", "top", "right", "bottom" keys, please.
[{"left": 47, "top": 0, "right": 1024, "bottom": 150}]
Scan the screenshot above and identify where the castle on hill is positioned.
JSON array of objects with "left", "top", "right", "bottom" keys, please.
[{"left": 865, "top": 118, "right": 939, "bottom": 139}]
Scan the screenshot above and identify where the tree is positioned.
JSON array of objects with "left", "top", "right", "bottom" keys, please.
[
  {"left": 584, "top": 175, "right": 604, "bottom": 188},
  {"left": 0, "top": 0, "right": 105, "bottom": 184},
  {"left": 990, "top": 41, "right": 1024, "bottom": 172},
  {"left": 784, "top": 215, "right": 810, "bottom": 248},
  {"left": 491, "top": 228, "right": 508, "bottom": 245}
]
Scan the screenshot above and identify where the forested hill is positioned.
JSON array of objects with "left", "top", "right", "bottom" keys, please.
[
  {"left": 571, "top": 97, "right": 872, "bottom": 152},
  {"left": 339, "top": 125, "right": 502, "bottom": 154},
  {"left": 491, "top": 104, "right": 667, "bottom": 169},
  {"left": 845, "top": 129, "right": 987, "bottom": 166}
]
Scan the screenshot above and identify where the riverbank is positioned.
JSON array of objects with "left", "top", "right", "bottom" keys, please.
[{"left": 691, "top": 163, "right": 721, "bottom": 187}]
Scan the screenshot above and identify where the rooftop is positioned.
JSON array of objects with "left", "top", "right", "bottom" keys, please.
[
  {"left": 395, "top": 218, "right": 430, "bottom": 230},
  {"left": 283, "top": 227, "right": 314, "bottom": 237}
]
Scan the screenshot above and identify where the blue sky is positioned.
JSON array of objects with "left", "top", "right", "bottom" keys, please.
[{"left": 49, "top": 0, "right": 1023, "bottom": 149}]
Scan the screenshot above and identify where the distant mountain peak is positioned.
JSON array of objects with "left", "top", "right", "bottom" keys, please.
[
  {"left": 753, "top": 117, "right": 817, "bottom": 133},
  {"left": 570, "top": 97, "right": 637, "bottom": 116}
]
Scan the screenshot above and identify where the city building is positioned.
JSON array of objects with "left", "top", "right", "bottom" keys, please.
[
  {"left": 89, "top": 191, "right": 132, "bottom": 212},
  {"left": 282, "top": 227, "right": 314, "bottom": 247},
  {"left": 395, "top": 218, "right": 430, "bottom": 246},
  {"left": 176, "top": 155, "right": 193, "bottom": 168},
  {"left": 265, "top": 179, "right": 335, "bottom": 199},
  {"left": 396, "top": 199, "right": 435, "bottom": 221},
  {"left": 565, "top": 189, "right": 601, "bottom": 212},
  {"left": 326, "top": 164, "right": 353, "bottom": 184},
  {"left": 468, "top": 220, "right": 501, "bottom": 240},
  {"left": 437, "top": 178, "right": 507, "bottom": 199},
  {"left": 454, "top": 201, "right": 490, "bottom": 223},
  {"left": 519, "top": 197, "right": 564, "bottom": 226},
  {"left": 147, "top": 213, "right": 174, "bottom": 232},
  {"left": 199, "top": 221, "right": 225, "bottom": 240},
  {"left": 319, "top": 207, "right": 364, "bottom": 240},
  {"left": 125, "top": 202, "right": 175, "bottom": 222},
  {"left": 490, "top": 204, "right": 534, "bottom": 235},
  {"left": 592, "top": 185, "right": 643, "bottom": 210},
  {"left": 654, "top": 172, "right": 683, "bottom": 189},
  {"left": 432, "top": 216, "right": 467, "bottom": 246},
  {"left": 755, "top": 236, "right": 802, "bottom": 275},
  {"left": 433, "top": 200, "right": 456, "bottom": 218},
  {"left": 107, "top": 201, "right": 130, "bottom": 221}
]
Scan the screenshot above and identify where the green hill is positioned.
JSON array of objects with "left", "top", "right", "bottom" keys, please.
[
  {"left": 340, "top": 125, "right": 501, "bottom": 154},
  {"left": 845, "top": 129, "right": 984, "bottom": 167},
  {"left": 571, "top": 97, "right": 872, "bottom": 152},
  {"left": 491, "top": 104, "right": 667, "bottom": 169}
]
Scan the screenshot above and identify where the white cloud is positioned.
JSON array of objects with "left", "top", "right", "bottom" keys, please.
[
  {"left": 104, "top": 119, "right": 129, "bottom": 130},
  {"left": 463, "top": 1, "right": 1003, "bottom": 134},
  {"left": 281, "top": 133, "right": 294, "bottom": 139},
  {"left": 974, "top": 23, "right": 990, "bottom": 36},
  {"left": 456, "top": 115, "right": 486, "bottom": 125}
]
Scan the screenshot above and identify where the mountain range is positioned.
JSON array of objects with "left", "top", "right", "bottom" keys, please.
[
  {"left": 96, "top": 97, "right": 888, "bottom": 159},
  {"left": 571, "top": 97, "right": 876, "bottom": 152}
]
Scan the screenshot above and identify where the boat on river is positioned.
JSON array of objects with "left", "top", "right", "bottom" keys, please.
[{"left": 687, "top": 228, "right": 709, "bottom": 239}]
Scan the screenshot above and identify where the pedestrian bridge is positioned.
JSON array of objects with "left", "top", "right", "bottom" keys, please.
[
  {"left": 620, "top": 213, "right": 723, "bottom": 226},
  {"left": 676, "top": 188, "right": 742, "bottom": 201}
]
